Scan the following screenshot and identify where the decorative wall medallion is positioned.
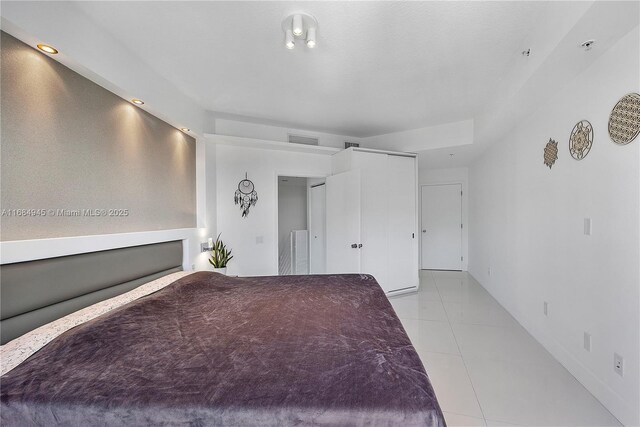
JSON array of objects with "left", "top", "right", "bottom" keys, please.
[
  {"left": 234, "top": 173, "right": 258, "bottom": 217},
  {"left": 543, "top": 139, "right": 558, "bottom": 169},
  {"left": 608, "top": 92, "right": 640, "bottom": 145},
  {"left": 569, "top": 120, "right": 593, "bottom": 160}
]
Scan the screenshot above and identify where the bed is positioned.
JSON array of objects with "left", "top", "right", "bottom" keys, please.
[{"left": 0, "top": 242, "right": 445, "bottom": 426}]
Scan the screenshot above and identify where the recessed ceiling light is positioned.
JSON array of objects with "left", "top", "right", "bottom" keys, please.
[
  {"left": 580, "top": 40, "right": 595, "bottom": 51},
  {"left": 131, "top": 99, "right": 144, "bottom": 105},
  {"left": 180, "top": 128, "right": 190, "bottom": 132},
  {"left": 37, "top": 44, "right": 58, "bottom": 54}
]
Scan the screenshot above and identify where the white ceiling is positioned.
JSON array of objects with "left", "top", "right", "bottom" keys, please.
[
  {"left": 3, "top": 1, "right": 637, "bottom": 167},
  {"left": 70, "top": 1, "right": 572, "bottom": 138}
]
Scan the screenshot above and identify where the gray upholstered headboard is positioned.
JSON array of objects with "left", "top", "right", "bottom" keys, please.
[{"left": 0, "top": 240, "right": 183, "bottom": 345}]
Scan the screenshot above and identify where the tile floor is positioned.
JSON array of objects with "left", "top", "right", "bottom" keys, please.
[{"left": 389, "top": 270, "right": 622, "bottom": 427}]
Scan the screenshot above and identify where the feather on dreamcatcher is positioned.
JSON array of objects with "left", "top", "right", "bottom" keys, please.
[{"left": 234, "top": 173, "right": 258, "bottom": 217}]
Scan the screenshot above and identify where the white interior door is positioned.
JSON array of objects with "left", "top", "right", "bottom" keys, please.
[
  {"left": 352, "top": 152, "right": 389, "bottom": 289},
  {"left": 421, "top": 184, "right": 462, "bottom": 270},
  {"left": 387, "top": 155, "right": 418, "bottom": 290},
  {"left": 308, "top": 183, "right": 326, "bottom": 274},
  {"left": 326, "top": 170, "right": 361, "bottom": 273}
]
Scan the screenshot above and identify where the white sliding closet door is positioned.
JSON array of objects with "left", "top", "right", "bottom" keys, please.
[
  {"left": 421, "top": 184, "right": 462, "bottom": 270},
  {"left": 309, "top": 184, "right": 326, "bottom": 274},
  {"left": 326, "top": 170, "right": 361, "bottom": 273},
  {"left": 386, "top": 155, "right": 418, "bottom": 291},
  {"left": 353, "top": 152, "right": 389, "bottom": 290}
]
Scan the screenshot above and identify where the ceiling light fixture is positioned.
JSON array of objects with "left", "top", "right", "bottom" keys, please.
[
  {"left": 131, "top": 98, "right": 145, "bottom": 105},
  {"left": 282, "top": 13, "right": 318, "bottom": 50},
  {"left": 285, "top": 29, "right": 295, "bottom": 50},
  {"left": 306, "top": 27, "right": 316, "bottom": 48},
  {"left": 37, "top": 44, "right": 58, "bottom": 54},
  {"left": 292, "top": 15, "right": 303, "bottom": 37}
]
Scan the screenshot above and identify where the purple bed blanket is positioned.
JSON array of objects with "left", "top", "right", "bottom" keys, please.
[{"left": 1, "top": 272, "right": 445, "bottom": 426}]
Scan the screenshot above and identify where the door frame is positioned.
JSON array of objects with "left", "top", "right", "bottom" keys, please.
[
  {"left": 274, "top": 171, "right": 328, "bottom": 275},
  {"left": 308, "top": 181, "right": 327, "bottom": 274},
  {"left": 419, "top": 183, "right": 463, "bottom": 271}
]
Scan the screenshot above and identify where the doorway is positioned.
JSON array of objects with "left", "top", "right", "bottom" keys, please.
[
  {"left": 421, "top": 184, "right": 462, "bottom": 270},
  {"left": 308, "top": 182, "right": 326, "bottom": 274},
  {"left": 277, "top": 176, "right": 326, "bottom": 275}
]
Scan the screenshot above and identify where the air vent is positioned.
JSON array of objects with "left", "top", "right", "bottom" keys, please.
[
  {"left": 288, "top": 134, "right": 319, "bottom": 146},
  {"left": 345, "top": 141, "right": 360, "bottom": 149}
]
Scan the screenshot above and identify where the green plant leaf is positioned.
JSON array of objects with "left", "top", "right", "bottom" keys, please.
[{"left": 209, "top": 233, "right": 232, "bottom": 268}]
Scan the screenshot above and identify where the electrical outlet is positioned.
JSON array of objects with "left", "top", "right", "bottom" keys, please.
[
  {"left": 256, "top": 236, "right": 264, "bottom": 244},
  {"left": 584, "top": 218, "right": 592, "bottom": 235},
  {"left": 543, "top": 301, "right": 549, "bottom": 316},
  {"left": 487, "top": 267, "right": 492, "bottom": 277},
  {"left": 191, "top": 264, "right": 196, "bottom": 271},
  {"left": 614, "top": 353, "right": 624, "bottom": 377},
  {"left": 583, "top": 332, "right": 591, "bottom": 352}
]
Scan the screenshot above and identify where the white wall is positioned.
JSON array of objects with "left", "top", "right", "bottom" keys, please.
[
  {"left": 213, "top": 117, "right": 362, "bottom": 149},
  {"left": 362, "top": 119, "right": 474, "bottom": 153},
  {"left": 203, "top": 139, "right": 217, "bottom": 254},
  {"left": 419, "top": 166, "right": 469, "bottom": 271},
  {"left": 278, "top": 179, "right": 308, "bottom": 275},
  {"left": 214, "top": 142, "right": 332, "bottom": 276},
  {"left": 468, "top": 26, "right": 639, "bottom": 426}
]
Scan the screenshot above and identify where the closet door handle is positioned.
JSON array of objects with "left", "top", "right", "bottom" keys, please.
[
  {"left": 351, "top": 243, "right": 358, "bottom": 248},
  {"left": 358, "top": 244, "right": 362, "bottom": 248}
]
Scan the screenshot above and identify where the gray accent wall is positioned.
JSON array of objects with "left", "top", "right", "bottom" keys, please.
[{"left": 0, "top": 32, "right": 196, "bottom": 241}]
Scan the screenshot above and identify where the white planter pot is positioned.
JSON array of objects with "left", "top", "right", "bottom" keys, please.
[{"left": 212, "top": 267, "right": 227, "bottom": 275}]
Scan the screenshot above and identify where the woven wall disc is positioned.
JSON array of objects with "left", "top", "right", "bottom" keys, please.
[
  {"left": 543, "top": 139, "right": 558, "bottom": 169},
  {"left": 608, "top": 93, "right": 640, "bottom": 145},
  {"left": 569, "top": 120, "right": 593, "bottom": 160}
]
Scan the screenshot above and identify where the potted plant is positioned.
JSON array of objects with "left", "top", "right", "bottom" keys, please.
[{"left": 209, "top": 233, "right": 233, "bottom": 275}]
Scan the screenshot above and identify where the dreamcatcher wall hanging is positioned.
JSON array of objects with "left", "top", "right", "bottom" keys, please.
[{"left": 234, "top": 173, "right": 258, "bottom": 217}]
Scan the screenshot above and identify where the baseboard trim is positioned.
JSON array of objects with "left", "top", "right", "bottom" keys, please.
[{"left": 386, "top": 286, "right": 419, "bottom": 297}]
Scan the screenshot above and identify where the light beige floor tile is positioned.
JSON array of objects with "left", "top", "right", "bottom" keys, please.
[
  {"left": 451, "top": 322, "right": 552, "bottom": 365},
  {"left": 463, "top": 354, "right": 621, "bottom": 426},
  {"left": 484, "top": 419, "right": 520, "bottom": 427},
  {"left": 400, "top": 318, "right": 460, "bottom": 355},
  {"left": 431, "top": 270, "right": 469, "bottom": 279},
  {"left": 421, "top": 351, "right": 484, "bottom": 418},
  {"left": 417, "top": 281, "right": 443, "bottom": 301},
  {"left": 390, "top": 296, "right": 448, "bottom": 321},
  {"left": 444, "top": 412, "right": 487, "bottom": 426},
  {"left": 398, "top": 271, "right": 621, "bottom": 427},
  {"left": 434, "top": 279, "right": 494, "bottom": 304},
  {"left": 443, "top": 300, "right": 512, "bottom": 327}
]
